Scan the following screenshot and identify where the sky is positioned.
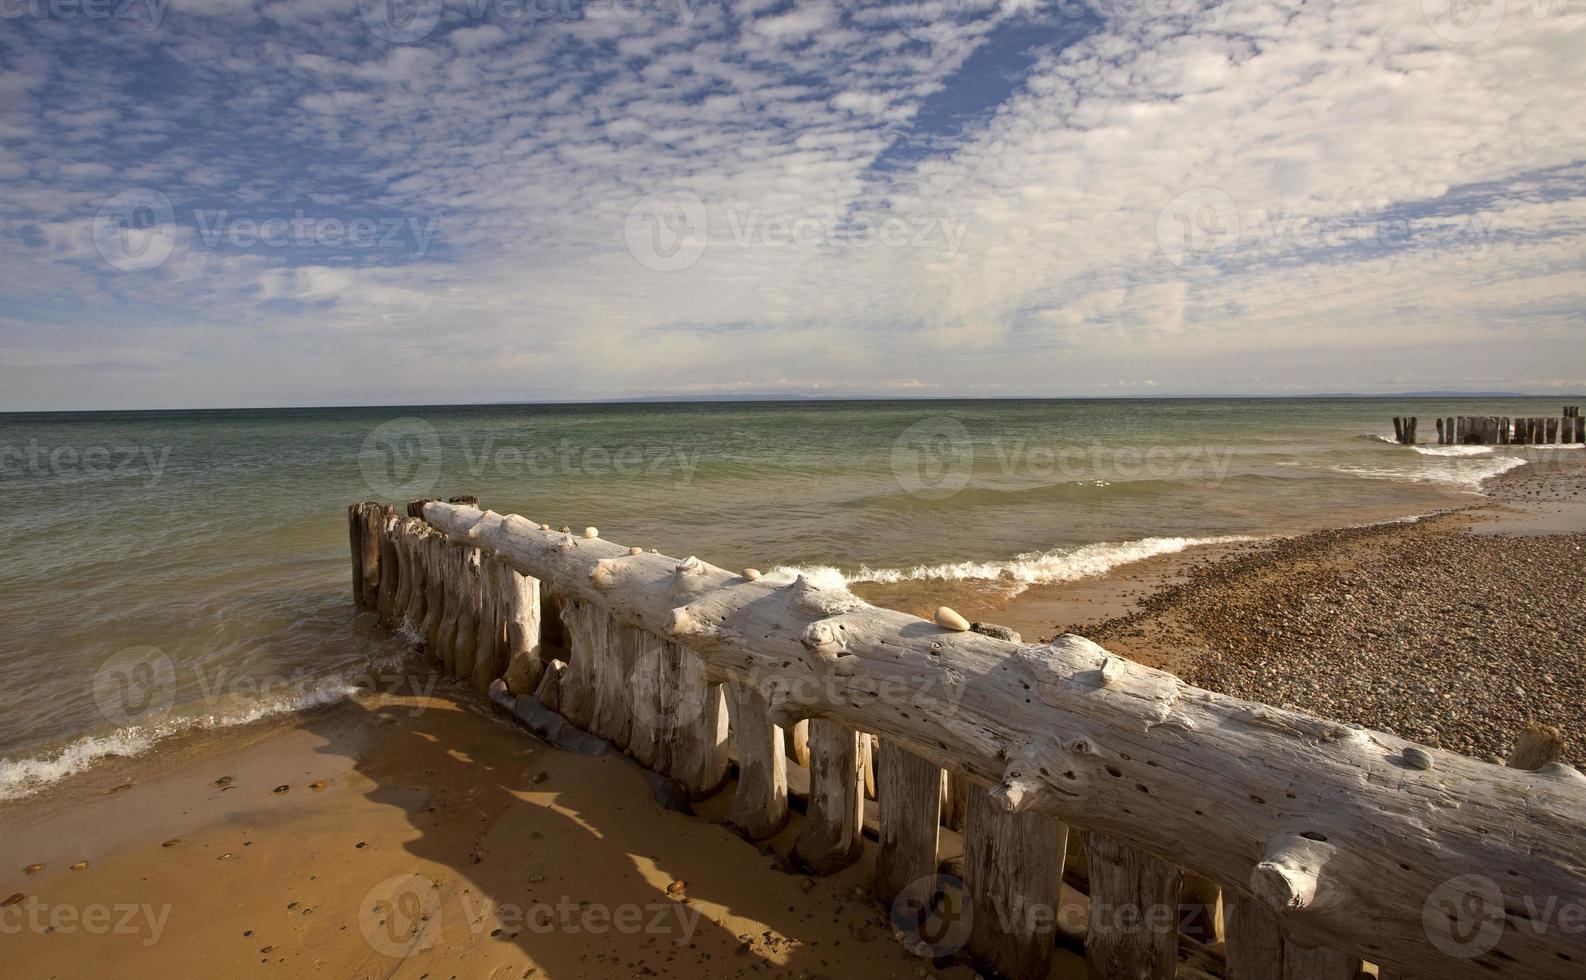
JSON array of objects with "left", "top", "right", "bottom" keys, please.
[{"left": 2, "top": 0, "right": 1584, "bottom": 409}]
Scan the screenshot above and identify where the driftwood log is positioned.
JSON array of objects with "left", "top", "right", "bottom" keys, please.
[{"left": 419, "top": 502, "right": 1586, "bottom": 980}]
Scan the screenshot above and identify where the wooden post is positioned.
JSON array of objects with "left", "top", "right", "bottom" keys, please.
[
  {"left": 590, "top": 614, "right": 637, "bottom": 750},
  {"left": 874, "top": 740, "right": 943, "bottom": 907},
  {"left": 943, "top": 771, "right": 970, "bottom": 832},
  {"left": 555, "top": 595, "right": 603, "bottom": 730},
  {"left": 1392, "top": 417, "right": 1403, "bottom": 444},
  {"left": 1508, "top": 722, "right": 1566, "bottom": 771},
  {"left": 1435, "top": 418, "right": 1445, "bottom": 444},
  {"left": 499, "top": 563, "right": 543, "bottom": 695},
  {"left": 724, "top": 680, "right": 789, "bottom": 840},
  {"left": 671, "top": 648, "right": 730, "bottom": 799},
  {"left": 791, "top": 720, "right": 865, "bottom": 875},
  {"left": 1446, "top": 416, "right": 1454, "bottom": 444},
  {"left": 451, "top": 548, "right": 481, "bottom": 680},
  {"left": 788, "top": 719, "right": 810, "bottom": 767},
  {"left": 1084, "top": 832, "right": 1182, "bottom": 980},
  {"left": 1180, "top": 871, "right": 1223, "bottom": 944},
  {"left": 470, "top": 551, "right": 505, "bottom": 693},
  {"left": 421, "top": 532, "right": 447, "bottom": 656},
  {"left": 1226, "top": 896, "right": 1360, "bottom": 980},
  {"left": 1406, "top": 416, "right": 1417, "bottom": 445},
  {"left": 435, "top": 542, "right": 463, "bottom": 671},
  {"left": 963, "top": 788, "right": 1066, "bottom": 980},
  {"left": 399, "top": 520, "right": 426, "bottom": 629}
]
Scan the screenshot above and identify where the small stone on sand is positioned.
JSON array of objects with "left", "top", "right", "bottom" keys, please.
[
  {"left": 309, "top": 780, "right": 326, "bottom": 791},
  {"left": 162, "top": 838, "right": 181, "bottom": 848},
  {"left": 666, "top": 880, "right": 685, "bottom": 895},
  {"left": 69, "top": 861, "right": 88, "bottom": 871},
  {"left": 215, "top": 776, "right": 233, "bottom": 786},
  {"left": 23, "top": 864, "right": 44, "bottom": 875},
  {"left": 273, "top": 785, "right": 290, "bottom": 794},
  {"left": 3, "top": 894, "right": 24, "bottom": 908}
]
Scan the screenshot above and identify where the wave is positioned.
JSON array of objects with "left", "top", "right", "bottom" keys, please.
[
  {"left": 836, "top": 473, "right": 1281, "bottom": 514},
  {"left": 0, "top": 673, "right": 366, "bottom": 803},
  {"left": 1412, "top": 445, "right": 1493, "bottom": 457},
  {"left": 768, "top": 534, "right": 1260, "bottom": 598},
  {"left": 1329, "top": 454, "right": 1526, "bottom": 491}
]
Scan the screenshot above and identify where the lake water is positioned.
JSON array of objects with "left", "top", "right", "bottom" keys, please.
[{"left": 2, "top": 397, "right": 1576, "bottom": 799}]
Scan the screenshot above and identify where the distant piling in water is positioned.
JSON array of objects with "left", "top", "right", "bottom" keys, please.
[{"left": 1396, "top": 406, "right": 1583, "bottom": 445}]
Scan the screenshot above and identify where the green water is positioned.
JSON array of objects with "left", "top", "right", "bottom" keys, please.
[{"left": 1, "top": 397, "right": 1576, "bottom": 797}]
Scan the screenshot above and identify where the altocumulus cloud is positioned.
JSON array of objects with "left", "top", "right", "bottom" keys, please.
[{"left": 0, "top": 0, "right": 1583, "bottom": 408}]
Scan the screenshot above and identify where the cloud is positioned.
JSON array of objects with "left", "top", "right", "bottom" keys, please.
[{"left": 0, "top": 0, "right": 1582, "bottom": 408}]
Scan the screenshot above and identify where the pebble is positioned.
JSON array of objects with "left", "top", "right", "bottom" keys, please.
[
  {"left": 23, "top": 864, "right": 43, "bottom": 875},
  {"left": 1079, "top": 472, "right": 1586, "bottom": 768},
  {"left": 1403, "top": 747, "right": 1435, "bottom": 770},
  {"left": 273, "top": 785, "right": 290, "bottom": 794},
  {"left": 934, "top": 606, "right": 970, "bottom": 632},
  {"left": 69, "top": 861, "right": 88, "bottom": 871},
  {"left": 3, "top": 893, "right": 24, "bottom": 907},
  {"left": 582, "top": 527, "right": 598, "bottom": 539},
  {"left": 162, "top": 838, "right": 181, "bottom": 848},
  {"left": 666, "top": 880, "right": 685, "bottom": 895}
]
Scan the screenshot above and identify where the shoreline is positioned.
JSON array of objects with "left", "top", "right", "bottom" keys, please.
[{"left": 2, "top": 455, "right": 1582, "bottom": 975}]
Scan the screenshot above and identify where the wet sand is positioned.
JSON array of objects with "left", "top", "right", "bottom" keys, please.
[{"left": 1, "top": 684, "right": 1067, "bottom": 979}]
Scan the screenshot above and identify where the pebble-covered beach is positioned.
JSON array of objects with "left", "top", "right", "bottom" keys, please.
[{"left": 1075, "top": 453, "right": 1586, "bottom": 765}]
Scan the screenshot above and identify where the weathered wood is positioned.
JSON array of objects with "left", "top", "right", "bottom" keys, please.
[
  {"left": 1508, "top": 721, "right": 1566, "bottom": 771},
  {"left": 943, "top": 770, "right": 970, "bottom": 832},
  {"left": 862, "top": 732, "right": 877, "bottom": 799},
  {"left": 421, "top": 503, "right": 1586, "bottom": 979},
  {"left": 788, "top": 719, "right": 810, "bottom": 767},
  {"left": 1179, "top": 871, "right": 1223, "bottom": 944},
  {"left": 500, "top": 561, "right": 543, "bottom": 695},
  {"left": 556, "top": 596, "right": 603, "bottom": 730},
  {"left": 1548, "top": 417, "right": 1559, "bottom": 444},
  {"left": 399, "top": 520, "right": 428, "bottom": 630},
  {"left": 1392, "top": 417, "right": 1403, "bottom": 443},
  {"left": 348, "top": 503, "right": 369, "bottom": 606},
  {"left": 670, "top": 647, "right": 730, "bottom": 799},
  {"left": 791, "top": 719, "right": 865, "bottom": 875},
  {"left": 1085, "top": 832, "right": 1181, "bottom": 980},
  {"left": 470, "top": 551, "right": 505, "bottom": 692},
  {"left": 724, "top": 680, "right": 788, "bottom": 840},
  {"left": 451, "top": 548, "right": 481, "bottom": 679},
  {"left": 434, "top": 541, "right": 464, "bottom": 670},
  {"left": 534, "top": 658, "right": 565, "bottom": 713},
  {"left": 419, "top": 531, "right": 445, "bottom": 653},
  {"left": 590, "top": 614, "right": 637, "bottom": 749},
  {"left": 1435, "top": 418, "right": 1444, "bottom": 444},
  {"left": 964, "top": 787, "right": 1066, "bottom": 980},
  {"left": 874, "top": 740, "right": 942, "bottom": 907},
  {"left": 1227, "top": 896, "right": 1359, "bottom": 980},
  {"left": 625, "top": 626, "right": 674, "bottom": 771},
  {"left": 392, "top": 517, "right": 417, "bottom": 623},
  {"left": 377, "top": 512, "right": 402, "bottom": 628}
]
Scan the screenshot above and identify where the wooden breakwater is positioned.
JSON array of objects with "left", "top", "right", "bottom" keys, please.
[
  {"left": 1395, "top": 405, "right": 1584, "bottom": 445},
  {"left": 348, "top": 497, "right": 1586, "bottom": 980}
]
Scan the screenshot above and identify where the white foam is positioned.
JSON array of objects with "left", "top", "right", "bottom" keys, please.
[
  {"left": 1412, "top": 445, "right": 1493, "bottom": 457},
  {"left": 1330, "top": 454, "right": 1527, "bottom": 491},
  {"left": 0, "top": 676, "right": 364, "bottom": 802},
  {"left": 771, "top": 535, "right": 1259, "bottom": 599}
]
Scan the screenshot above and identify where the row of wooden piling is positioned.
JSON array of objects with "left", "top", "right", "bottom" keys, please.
[
  {"left": 346, "top": 496, "right": 1575, "bottom": 980},
  {"left": 1395, "top": 406, "right": 1585, "bottom": 445}
]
